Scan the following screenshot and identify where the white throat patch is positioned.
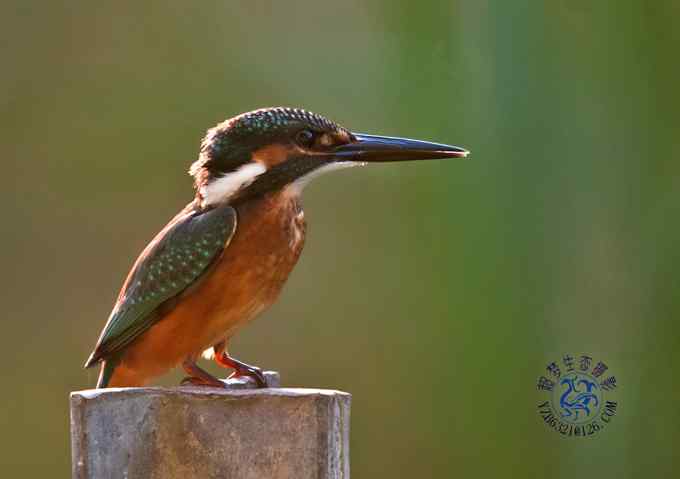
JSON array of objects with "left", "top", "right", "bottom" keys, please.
[
  {"left": 291, "top": 161, "right": 365, "bottom": 193},
  {"left": 200, "top": 162, "right": 266, "bottom": 206}
]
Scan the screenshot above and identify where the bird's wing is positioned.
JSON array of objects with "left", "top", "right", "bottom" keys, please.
[{"left": 85, "top": 203, "right": 237, "bottom": 367}]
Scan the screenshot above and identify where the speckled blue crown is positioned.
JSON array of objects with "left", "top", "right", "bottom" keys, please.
[{"left": 190, "top": 107, "right": 347, "bottom": 179}]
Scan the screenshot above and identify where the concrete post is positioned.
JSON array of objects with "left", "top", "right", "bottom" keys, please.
[{"left": 70, "top": 372, "right": 351, "bottom": 479}]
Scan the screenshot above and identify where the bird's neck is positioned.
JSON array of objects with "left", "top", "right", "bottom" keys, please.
[{"left": 233, "top": 184, "right": 302, "bottom": 214}]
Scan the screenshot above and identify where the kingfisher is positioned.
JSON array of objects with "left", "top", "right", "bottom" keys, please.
[{"left": 84, "top": 107, "right": 468, "bottom": 388}]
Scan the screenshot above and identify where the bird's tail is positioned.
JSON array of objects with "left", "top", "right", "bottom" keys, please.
[{"left": 96, "top": 357, "right": 120, "bottom": 388}]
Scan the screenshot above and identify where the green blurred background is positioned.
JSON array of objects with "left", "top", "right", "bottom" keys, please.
[{"left": 2, "top": 1, "right": 678, "bottom": 477}]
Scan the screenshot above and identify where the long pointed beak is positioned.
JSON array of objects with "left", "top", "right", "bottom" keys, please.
[{"left": 333, "top": 133, "right": 469, "bottom": 162}]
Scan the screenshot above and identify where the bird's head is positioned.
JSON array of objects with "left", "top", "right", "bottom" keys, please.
[{"left": 190, "top": 107, "right": 468, "bottom": 207}]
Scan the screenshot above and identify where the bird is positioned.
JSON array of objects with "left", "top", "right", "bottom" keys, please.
[{"left": 84, "top": 107, "right": 468, "bottom": 388}]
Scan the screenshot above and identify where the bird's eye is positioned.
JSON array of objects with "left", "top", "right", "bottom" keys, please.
[{"left": 295, "top": 129, "right": 315, "bottom": 147}]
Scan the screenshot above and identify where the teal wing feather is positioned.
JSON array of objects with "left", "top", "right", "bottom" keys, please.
[{"left": 85, "top": 203, "right": 237, "bottom": 367}]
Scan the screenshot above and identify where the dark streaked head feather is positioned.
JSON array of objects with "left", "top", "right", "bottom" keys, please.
[{"left": 189, "top": 107, "right": 349, "bottom": 187}]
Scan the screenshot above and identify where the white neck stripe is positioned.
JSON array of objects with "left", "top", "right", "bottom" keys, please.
[{"left": 199, "top": 162, "right": 266, "bottom": 206}]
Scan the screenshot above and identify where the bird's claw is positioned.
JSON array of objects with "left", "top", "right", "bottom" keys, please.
[
  {"left": 180, "top": 376, "right": 226, "bottom": 388},
  {"left": 229, "top": 365, "right": 267, "bottom": 388},
  {"left": 214, "top": 350, "right": 268, "bottom": 388}
]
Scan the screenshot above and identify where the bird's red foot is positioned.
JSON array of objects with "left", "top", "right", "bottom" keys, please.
[
  {"left": 213, "top": 347, "right": 267, "bottom": 387},
  {"left": 180, "top": 375, "right": 226, "bottom": 388},
  {"left": 180, "top": 357, "right": 226, "bottom": 388}
]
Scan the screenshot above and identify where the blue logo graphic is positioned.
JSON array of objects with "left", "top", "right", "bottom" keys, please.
[
  {"left": 536, "top": 354, "right": 618, "bottom": 437},
  {"left": 555, "top": 373, "right": 601, "bottom": 423}
]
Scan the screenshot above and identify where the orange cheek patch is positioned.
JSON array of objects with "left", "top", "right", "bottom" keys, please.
[{"left": 252, "top": 144, "right": 294, "bottom": 168}]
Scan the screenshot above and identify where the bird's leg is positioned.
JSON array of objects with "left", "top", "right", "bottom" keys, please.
[
  {"left": 213, "top": 341, "right": 267, "bottom": 387},
  {"left": 180, "top": 356, "right": 226, "bottom": 388}
]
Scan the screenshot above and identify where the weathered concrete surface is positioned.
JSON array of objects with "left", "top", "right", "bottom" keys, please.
[{"left": 70, "top": 373, "right": 350, "bottom": 479}]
